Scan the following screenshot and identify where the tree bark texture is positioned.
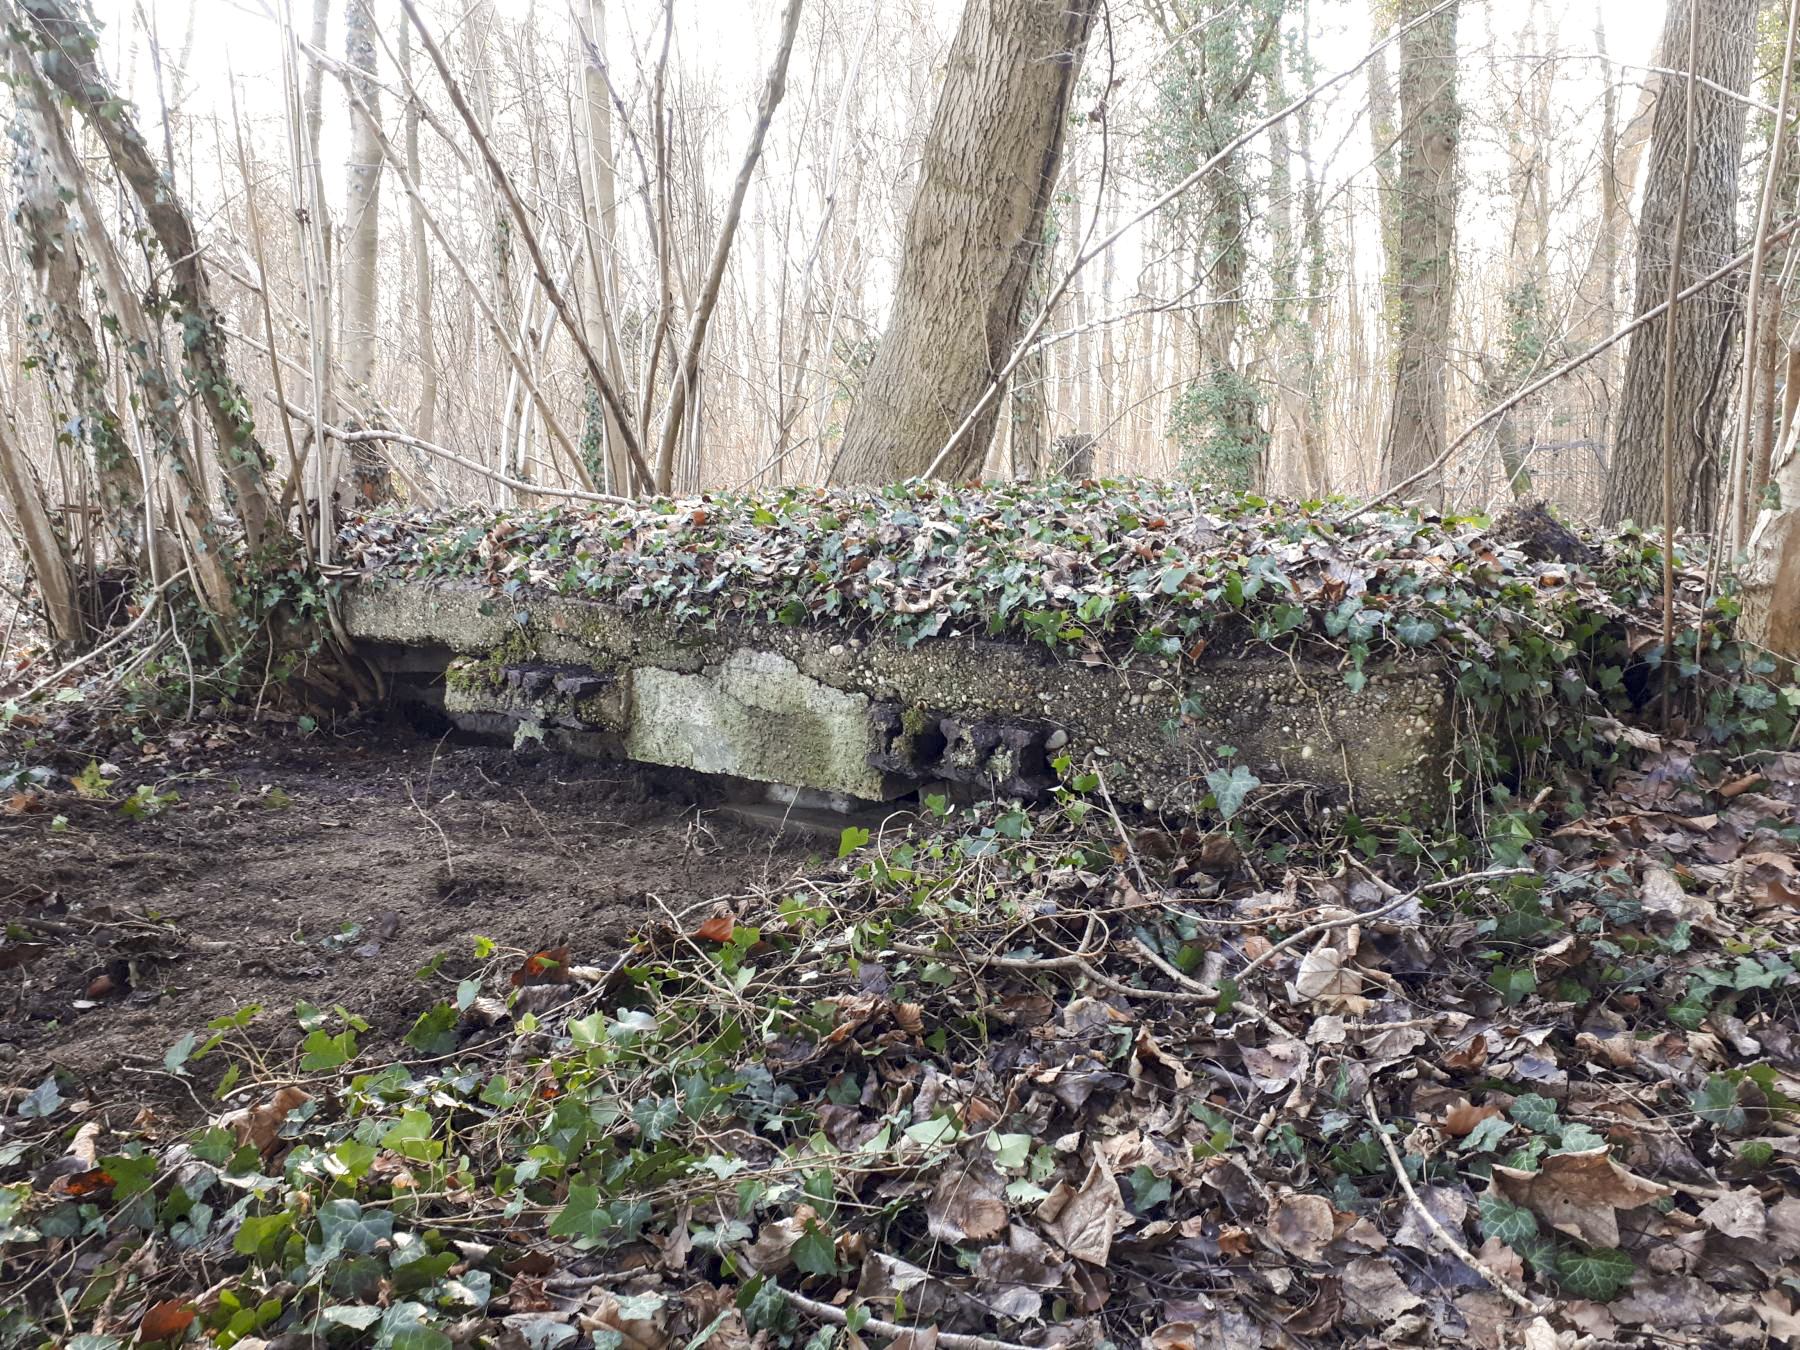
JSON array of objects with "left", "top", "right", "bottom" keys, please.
[
  {"left": 830, "top": 0, "right": 1098, "bottom": 484},
  {"left": 0, "top": 414, "right": 82, "bottom": 647},
  {"left": 1604, "top": 0, "right": 1756, "bottom": 528},
  {"left": 339, "top": 0, "right": 382, "bottom": 399},
  {"left": 338, "top": 0, "right": 393, "bottom": 510},
  {"left": 1378, "top": 0, "right": 1460, "bottom": 502},
  {"left": 1739, "top": 417, "right": 1800, "bottom": 660},
  {"left": 6, "top": 61, "right": 140, "bottom": 558},
  {"left": 16, "top": 0, "right": 284, "bottom": 554},
  {"left": 576, "top": 0, "right": 632, "bottom": 494}
]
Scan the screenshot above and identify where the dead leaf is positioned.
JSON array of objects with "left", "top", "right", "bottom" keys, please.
[
  {"left": 219, "top": 1085, "right": 311, "bottom": 1156},
  {"left": 1285, "top": 1276, "right": 1343, "bottom": 1336},
  {"left": 1268, "top": 1192, "right": 1336, "bottom": 1263},
  {"left": 139, "top": 1299, "right": 196, "bottom": 1343},
  {"left": 1697, "top": 1187, "right": 1766, "bottom": 1242},
  {"left": 1394, "top": 1184, "right": 1468, "bottom": 1252},
  {"left": 692, "top": 916, "right": 734, "bottom": 943},
  {"left": 1492, "top": 1148, "right": 1672, "bottom": 1248},
  {"left": 1040, "top": 1159, "right": 1132, "bottom": 1265},
  {"left": 511, "top": 947, "right": 572, "bottom": 986},
  {"left": 1341, "top": 1255, "right": 1422, "bottom": 1324},
  {"left": 1241, "top": 1038, "right": 1309, "bottom": 1094},
  {"left": 578, "top": 1292, "right": 670, "bottom": 1350},
  {"left": 1640, "top": 865, "right": 1710, "bottom": 922},
  {"left": 1443, "top": 1101, "right": 1503, "bottom": 1137},
  {"left": 924, "top": 1157, "right": 1008, "bottom": 1243}
]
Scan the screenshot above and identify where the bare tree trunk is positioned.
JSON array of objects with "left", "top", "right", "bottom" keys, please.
[
  {"left": 1604, "top": 0, "right": 1757, "bottom": 528},
  {"left": 655, "top": 0, "right": 803, "bottom": 490},
  {"left": 340, "top": 0, "right": 382, "bottom": 402},
  {"left": 338, "top": 0, "right": 391, "bottom": 510},
  {"left": 1377, "top": 0, "right": 1460, "bottom": 502},
  {"left": 575, "top": 0, "right": 632, "bottom": 494},
  {"left": 7, "top": 67, "right": 140, "bottom": 558},
  {"left": 399, "top": 20, "right": 436, "bottom": 444},
  {"left": 0, "top": 415, "right": 82, "bottom": 647},
  {"left": 1740, "top": 416, "right": 1800, "bottom": 658},
  {"left": 15, "top": 0, "right": 284, "bottom": 554},
  {"left": 830, "top": 0, "right": 1098, "bottom": 483}
]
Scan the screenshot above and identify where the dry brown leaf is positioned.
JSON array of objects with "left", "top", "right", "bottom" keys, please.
[
  {"left": 1492, "top": 1147, "right": 1672, "bottom": 1248},
  {"left": 579, "top": 1292, "right": 670, "bottom": 1350},
  {"left": 691, "top": 916, "right": 734, "bottom": 943},
  {"left": 1133, "top": 1027, "right": 1194, "bottom": 1089},
  {"left": 1340, "top": 1255, "right": 1422, "bottom": 1325},
  {"left": 219, "top": 1085, "right": 311, "bottom": 1156},
  {"left": 741, "top": 1209, "right": 812, "bottom": 1275},
  {"left": 1284, "top": 1276, "right": 1343, "bottom": 1336},
  {"left": 1697, "top": 1187, "right": 1766, "bottom": 1241},
  {"left": 1393, "top": 1184, "right": 1468, "bottom": 1253},
  {"left": 1241, "top": 1038, "right": 1308, "bottom": 1094},
  {"left": 1443, "top": 1100, "right": 1504, "bottom": 1137},
  {"left": 1148, "top": 1324, "right": 1200, "bottom": 1350},
  {"left": 1040, "top": 1159, "right": 1131, "bottom": 1265},
  {"left": 510, "top": 947, "right": 572, "bottom": 987},
  {"left": 139, "top": 1299, "right": 196, "bottom": 1344},
  {"left": 1268, "top": 1191, "right": 1336, "bottom": 1263},
  {"left": 924, "top": 1158, "right": 1007, "bottom": 1243}
]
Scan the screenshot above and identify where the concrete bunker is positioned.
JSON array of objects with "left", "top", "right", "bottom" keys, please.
[{"left": 343, "top": 579, "right": 1454, "bottom": 821}]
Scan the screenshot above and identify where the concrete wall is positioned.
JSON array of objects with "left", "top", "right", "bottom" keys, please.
[{"left": 343, "top": 580, "right": 1453, "bottom": 818}]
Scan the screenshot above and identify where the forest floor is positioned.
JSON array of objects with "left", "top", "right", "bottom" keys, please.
[
  {"left": 1, "top": 711, "right": 1798, "bottom": 1350},
  {"left": 0, "top": 724, "right": 811, "bottom": 1122}
]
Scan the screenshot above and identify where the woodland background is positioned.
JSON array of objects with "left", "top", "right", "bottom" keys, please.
[{"left": 0, "top": 0, "right": 1795, "bottom": 656}]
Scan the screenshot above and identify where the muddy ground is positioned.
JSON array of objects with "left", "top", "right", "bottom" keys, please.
[{"left": 0, "top": 721, "right": 811, "bottom": 1114}]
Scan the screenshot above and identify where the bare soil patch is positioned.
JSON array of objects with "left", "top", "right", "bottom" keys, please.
[{"left": 0, "top": 724, "right": 809, "bottom": 1112}]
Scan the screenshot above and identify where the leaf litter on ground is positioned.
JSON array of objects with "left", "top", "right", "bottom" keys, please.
[{"left": 2, "top": 484, "right": 1798, "bottom": 1350}]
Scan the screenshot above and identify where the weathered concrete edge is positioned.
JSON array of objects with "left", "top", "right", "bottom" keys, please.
[{"left": 342, "top": 578, "right": 1454, "bottom": 817}]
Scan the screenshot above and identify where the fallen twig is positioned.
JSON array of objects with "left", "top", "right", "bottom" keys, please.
[
  {"left": 1236, "top": 867, "right": 1532, "bottom": 983},
  {"left": 1363, "top": 1088, "right": 1546, "bottom": 1316},
  {"left": 779, "top": 1284, "right": 1043, "bottom": 1350}
]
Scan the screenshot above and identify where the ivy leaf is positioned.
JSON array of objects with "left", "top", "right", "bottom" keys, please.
[
  {"left": 837, "top": 826, "right": 870, "bottom": 858},
  {"left": 1489, "top": 965, "right": 1537, "bottom": 1006},
  {"left": 403, "top": 1003, "right": 460, "bottom": 1056},
  {"left": 791, "top": 1220, "right": 839, "bottom": 1277},
  {"left": 1477, "top": 1192, "right": 1539, "bottom": 1247},
  {"left": 299, "top": 1028, "right": 356, "bottom": 1071},
  {"left": 1205, "top": 765, "right": 1261, "bottom": 821},
  {"left": 1550, "top": 1123, "right": 1607, "bottom": 1155},
  {"left": 1129, "top": 1165, "right": 1171, "bottom": 1211},
  {"left": 163, "top": 1032, "right": 197, "bottom": 1076},
  {"left": 548, "top": 1182, "right": 613, "bottom": 1243},
  {"left": 97, "top": 1152, "right": 158, "bottom": 1199},
  {"left": 233, "top": 1210, "right": 293, "bottom": 1258},
  {"left": 1508, "top": 1094, "right": 1561, "bottom": 1135},
  {"left": 632, "top": 1097, "right": 679, "bottom": 1143},
  {"left": 1691, "top": 1075, "right": 1746, "bottom": 1133},
  {"left": 17, "top": 1074, "right": 61, "bottom": 1119},
  {"left": 319, "top": 1198, "right": 393, "bottom": 1255},
  {"left": 1459, "top": 1115, "right": 1512, "bottom": 1155},
  {"left": 1392, "top": 614, "right": 1440, "bottom": 646},
  {"left": 1553, "top": 1246, "right": 1634, "bottom": 1301}
]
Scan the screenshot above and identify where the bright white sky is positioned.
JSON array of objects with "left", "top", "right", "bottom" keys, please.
[{"left": 81, "top": 0, "right": 1672, "bottom": 342}]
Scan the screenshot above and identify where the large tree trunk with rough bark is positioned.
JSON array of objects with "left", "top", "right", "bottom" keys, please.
[
  {"left": 830, "top": 0, "right": 1098, "bottom": 484},
  {"left": 1603, "top": 0, "right": 1756, "bottom": 528},
  {"left": 1378, "top": 0, "right": 1461, "bottom": 502}
]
